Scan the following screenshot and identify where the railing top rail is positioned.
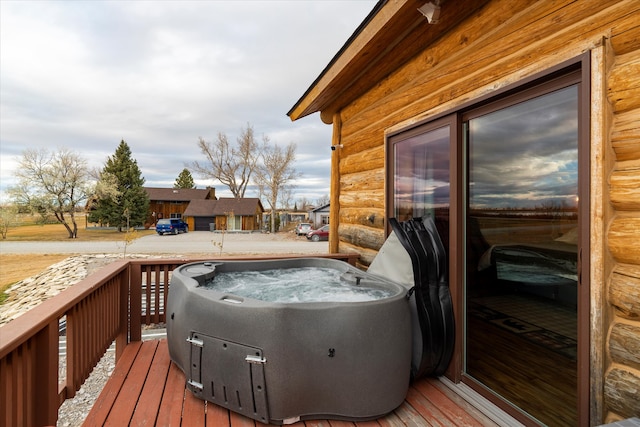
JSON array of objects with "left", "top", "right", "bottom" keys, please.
[
  {"left": 0, "top": 259, "right": 129, "bottom": 357},
  {"left": 126, "top": 253, "right": 360, "bottom": 266}
]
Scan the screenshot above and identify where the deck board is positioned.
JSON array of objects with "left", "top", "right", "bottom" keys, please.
[
  {"left": 83, "top": 341, "right": 142, "bottom": 425},
  {"left": 105, "top": 340, "right": 157, "bottom": 425},
  {"left": 83, "top": 340, "right": 499, "bottom": 427},
  {"left": 182, "top": 388, "right": 206, "bottom": 426},
  {"left": 413, "top": 379, "right": 486, "bottom": 427},
  {"left": 130, "top": 340, "right": 171, "bottom": 426}
]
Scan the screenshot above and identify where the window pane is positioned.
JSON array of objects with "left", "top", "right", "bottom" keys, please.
[
  {"left": 394, "top": 125, "right": 450, "bottom": 227},
  {"left": 229, "top": 215, "right": 241, "bottom": 230},
  {"left": 465, "top": 85, "right": 578, "bottom": 425}
]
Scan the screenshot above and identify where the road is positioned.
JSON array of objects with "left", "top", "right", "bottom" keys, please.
[{"left": 0, "top": 231, "right": 328, "bottom": 255}]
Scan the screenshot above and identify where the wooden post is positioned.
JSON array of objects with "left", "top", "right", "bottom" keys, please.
[
  {"left": 129, "top": 264, "right": 142, "bottom": 343},
  {"left": 34, "top": 321, "right": 59, "bottom": 426},
  {"left": 116, "top": 265, "right": 134, "bottom": 361},
  {"left": 329, "top": 112, "right": 342, "bottom": 253}
]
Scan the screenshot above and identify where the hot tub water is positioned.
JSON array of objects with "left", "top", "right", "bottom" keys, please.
[{"left": 203, "top": 267, "right": 394, "bottom": 303}]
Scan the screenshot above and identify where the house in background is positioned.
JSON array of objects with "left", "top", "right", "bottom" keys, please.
[
  {"left": 145, "top": 187, "right": 216, "bottom": 225},
  {"left": 276, "top": 210, "right": 309, "bottom": 229},
  {"left": 308, "top": 203, "right": 330, "bottom": 228},
  {"left": 145, "top": 187, "right": 263, "bottom": 232},
  {"left": 183, "top": 197, "right": 263, "bottom": 232},
  {"left": 289, "top": 1, "right": 639, "bottom": 425}
]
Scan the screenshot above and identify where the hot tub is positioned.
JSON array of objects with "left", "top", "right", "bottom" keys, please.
[{"left": 166, "top": 257, "right": 411, "bottom": 425}]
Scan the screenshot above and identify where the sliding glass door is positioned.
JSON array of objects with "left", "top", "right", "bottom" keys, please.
[
  {"left": 464, "top": 83, "right": 579, "bottom": 426},
  {"left": 388, "top": 63, "right": 587, "bottom": 426}
]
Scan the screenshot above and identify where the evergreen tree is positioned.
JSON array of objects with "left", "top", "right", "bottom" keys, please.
[
  {"left": 89, "top": 140, "right": 149, "bottom": 231},
  {"left": 174, "top": 168, "right": 196, "bottom": 189}
]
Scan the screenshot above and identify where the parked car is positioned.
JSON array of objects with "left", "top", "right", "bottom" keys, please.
[
  {"left": 306, "top": 224, "right": 329, "bottom": 242},
  {"left": 156, "top": 218, "right": 188, "bottom": 235},
  {"left": 295, "top": 223, "right": 313, "bottom": 236}
]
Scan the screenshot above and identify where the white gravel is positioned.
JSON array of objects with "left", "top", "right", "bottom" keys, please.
[{"left": 58, "top": 353, "right": 116, "bottom": 427}]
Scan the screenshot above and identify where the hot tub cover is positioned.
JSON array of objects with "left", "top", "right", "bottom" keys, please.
[{"left": 368, "top": 215, "right": 455, "bottom": 379}]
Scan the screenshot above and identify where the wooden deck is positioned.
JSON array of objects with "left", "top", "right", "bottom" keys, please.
[{"left": 83, "top": 339, "right": 499, "bottom": 427}]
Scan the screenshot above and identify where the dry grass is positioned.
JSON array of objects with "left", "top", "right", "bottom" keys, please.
[
  {"left": 0, "top": 253, "right": 71, "bottom": 290},
  {"left": 3, "top": 222, "right": 155, "bottom": 241},
  {"left": 0, "top": 222, "right": 155, "bottom": 300}
]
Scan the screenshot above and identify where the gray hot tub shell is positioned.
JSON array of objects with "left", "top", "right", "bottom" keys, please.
[{"left": 166, "top": 257, "right": 411, "bottom": 425}]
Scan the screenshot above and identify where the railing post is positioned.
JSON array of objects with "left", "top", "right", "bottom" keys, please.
[
  {"left": 34, "top": 320, "right": 59, "bottom": 426},
  {"left": 129, "top": 263, "right": 143, "bottom": 342},
  {"left": 115, "top": 265, "right": 131, "bottom": 361},
  {"left": 66, "top": 305, "right": 77, "bottom": 399}
]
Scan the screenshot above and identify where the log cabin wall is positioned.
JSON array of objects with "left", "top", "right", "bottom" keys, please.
[
  {"left": 328, "top": 0, "right": 639, "bottom": 422},
  {"left": 604, "top": 28, "right": 640, "bottom": 423}
]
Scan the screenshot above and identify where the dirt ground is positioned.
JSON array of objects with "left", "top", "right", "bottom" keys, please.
[
  {"left": 0, "top": 222, "right": 305, "bottom": 295},
  {"left": 3, "top": 222, "right": 156, "bottom": 241},
  {"left": 0, "top": 223, "right": 152, "bottom": 294},
  {"left": 0, "top": 254, "right": 71, "bottom": 290}
]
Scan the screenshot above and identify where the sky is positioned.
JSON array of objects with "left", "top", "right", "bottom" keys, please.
[
  {"left": 468, "top": 85, "right": 578, "bottom": 210},
  {"left": 393, "top": 85, "right": 578, "bottom": 214},
  {"left": 0, "top": 0, "right": 376, "bottom": 204}
]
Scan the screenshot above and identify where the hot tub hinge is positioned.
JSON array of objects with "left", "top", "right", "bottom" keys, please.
[
  {"left": 187, "top": 379, "right": 204, "bottom": 391},
  {"left": 187, "top": 336, "right": 204, "bottom": 347},
  {"left": 245, "top": 355, "right": 267, "bottom": 365}
]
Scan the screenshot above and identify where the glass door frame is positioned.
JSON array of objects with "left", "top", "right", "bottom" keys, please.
[{"left": 385, "top": 53, "right": 590, "bottom": 425}]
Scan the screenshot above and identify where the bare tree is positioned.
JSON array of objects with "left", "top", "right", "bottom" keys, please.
[
  {"left": 278, "top": 187, "right": 294, "bottom": 211},
  {"left": 92, "top": 172, "right": 120, "bottom": 202},
  {"left": 87, "top": 171, "right": 121, "bottom": 225},
  {"left": 254, "top": 139, "right": 301, "bottom": 233},
  {"left": 297, "top": 197, "right": 313, "bottom": 211},
  {"left": 10, "top": 147, "right": 91, "bottom": 238},
  {"left": 0, "top": 204, "right": 19, "bottom": 239},
  {"left": 316, "top": 194, "right": 330, "bottom": 206},
  {"left": 191, "top": 123, "right": 261, "bottom": 198}
]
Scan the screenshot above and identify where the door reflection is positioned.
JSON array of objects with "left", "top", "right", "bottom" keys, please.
[{"left": 464, "top": 85, "right": 579, "bottom": 426}]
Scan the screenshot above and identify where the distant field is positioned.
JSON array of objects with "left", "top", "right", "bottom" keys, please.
[
  {"left": 0, "top": 222, "right": 155, "bottom": 300},
  {"left": 0, "top": 254, "right": 72, "bottom": 297},
  {"left": 2, "top": 222, "right": 155, "bottom": 241}
]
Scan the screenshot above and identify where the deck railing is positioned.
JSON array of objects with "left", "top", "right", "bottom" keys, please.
[{"left": 0, "top": 253, "right": 359, "bottom": 427}]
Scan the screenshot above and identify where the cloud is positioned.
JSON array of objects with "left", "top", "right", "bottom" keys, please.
[
  {"left": 0, "top": 0, "right": 376, "bottom": 203},
  {"left": 468, "top": 86, "right": 579, "bottom": 209}
]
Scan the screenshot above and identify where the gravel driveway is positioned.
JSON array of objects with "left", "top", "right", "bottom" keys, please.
[{"left": 0, "top": 231, "right": 328, "bottom": 256}]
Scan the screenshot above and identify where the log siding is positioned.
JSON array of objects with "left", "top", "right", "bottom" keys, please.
[{"left": 605, "top": 25, "right": 640, "bottom": 423}]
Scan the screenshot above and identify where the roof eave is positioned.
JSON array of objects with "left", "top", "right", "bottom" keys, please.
[
  {"left": 287, "top": 0, "right": 423, "bottom": 123},
  {"left": 287, "top": 0, "right": 485, "bottom": 124},
  {"left": 287, "top": 0, "right": 391, "bottom": 122}
]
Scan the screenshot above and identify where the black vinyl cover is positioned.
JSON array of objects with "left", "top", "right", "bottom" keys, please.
[{"left": 389, "top": 216, "right": 455, "bottom": 379}]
